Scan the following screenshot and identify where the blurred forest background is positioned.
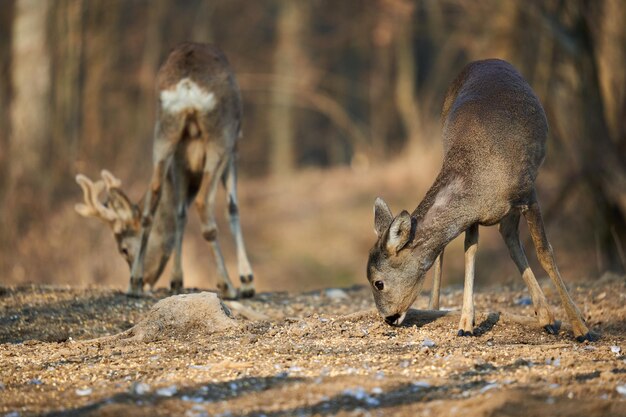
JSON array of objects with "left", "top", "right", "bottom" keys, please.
[{"left": 0, "top": 0, "right": 624, "bottom": 293}]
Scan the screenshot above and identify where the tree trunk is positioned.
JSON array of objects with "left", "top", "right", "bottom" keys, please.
[
  {"left": 393, "top": 3, "right": 422, "bottom": 155},
  {"left": 49, "top": 0, "right": 83, "bottom": 197},
  {"left": 369, "top": 1, "right": 394, "bottom": 158},
  {"left": 7, "top": 0, "right": 51, "bottom": 236},
  {"left": 0, "top": 0, "right": 15, "bottom": 250},
  {"left": 269, "top": 0, "right": 309, "bottom": 177}
]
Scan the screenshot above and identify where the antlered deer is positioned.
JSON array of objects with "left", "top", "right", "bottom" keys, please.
[
  {"left": 368, "top": 59, "right": 597, "bottom": 342},
  {"left": 76, "top": 42, "right": 254, "bottom": 299}
]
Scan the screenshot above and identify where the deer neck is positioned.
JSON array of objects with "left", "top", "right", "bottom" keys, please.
[{"left": 409, "top": 171, "right": 475, "bottom": 270}]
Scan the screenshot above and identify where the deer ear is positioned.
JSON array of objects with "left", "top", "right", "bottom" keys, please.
[
  {"left": 386, "top": 210, "right": 414, "bottom": 254},
  {"left": 374, "top": 197, "right": 393, "bottom": 237}
]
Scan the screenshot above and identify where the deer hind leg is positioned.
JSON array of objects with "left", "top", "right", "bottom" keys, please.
[
  {"left": 523, "top": 197, "right": 598, "bottom": 342},
  {"left": 499, "top": 210, "right": 559, "bottom": 334},
  {"left": 458, "top": 224, "right": 478, "bottom": 336},
  {"left": 128, "top": 124, "right": 180, "bottom": 296},
  {"left": 195, "top": 149, "right": 237, "bottom": 300},
  {"left": 429, "top": 250, "right": 444, "bottom": 310},
  {"left": 170, "top": 162, "right": 190, "bottom": 294},
  {"left": 222, "top": 156, "right": 255, "bottom": 298}
]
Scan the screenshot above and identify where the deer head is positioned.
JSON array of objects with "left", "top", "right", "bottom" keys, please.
[
  {"left": 75, "top": 170, "right": 142, "bottom": 267},
  {"left": 367, "top": 197, "right": 426, "bottom": 326}
]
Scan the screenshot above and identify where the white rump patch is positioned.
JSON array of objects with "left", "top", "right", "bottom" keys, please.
[{"left": 160, "top": 78, "right": 216, "bottom": 114}]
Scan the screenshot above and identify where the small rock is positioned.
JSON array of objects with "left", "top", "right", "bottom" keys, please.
[
  {"left": 325, "top": 289, "right": 348, "bottom": 300},
  {"left": 411, "top": 380, "right": 431, "bottom": 389},
  {"left": 611, "top": 346, "right": 621, "bottom": 355},
  {"left": 616, "top": 384, "right": 626, "bottom": 396},
  {"left": 28, "top": 378, "right": 43, "bottom": 386},
  {"left": 422, "top": 338, "right": 436, "bottom": 348},
  {"left": 156, "top": 385, "right": 178, "bottom": 397},
  {"left": 479, "top": 383, "right": 499, "bottom": 394},
  {"left": 130, "top": 382, "right": 151, "bottom": 395},
  {"left": 546, "top": 357, "right": 561, "bottom": 367},
  {"left": 185, "top": 409, "right": 209, "bottom": 417},
  {"left": 4, "top": 412, "right": 20, "bottom": 417},
  {"left": 188, "top": 364, "right": 211, "bottom": 371},
  {"left": 182, "top": 396, "right": 206, "bottom": 403},
  {"left": 75, "top": 388, "right": 92, "bottom": 396},
  {"left": 515, "top": 296, "right": 532, "bottom": 306},
  {"left": 342, "top": 388, "right": 380, "bottom": 407}
]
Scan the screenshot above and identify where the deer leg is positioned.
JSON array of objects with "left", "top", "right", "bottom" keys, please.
[
  {"left": 429, "top": 249, "right": 444, "bottom": 310},
  {"left": 458, "top": 224, "right": 478, "bottom": 336},
  {"left": 128, "top": 143, "right": 176, "bottom": 296},
  {"left": 195, "top": 152, "right": 237, "bottom": 300},
  {"left": 499, "top": 210, "right": 559, "bottom": 334},
  {"left": 222, "top": 156, "right": 255, "bottom": 298},
  {"left": 170, "top": 163, "right": 189, "bottom": 294},
  {"left": 523, "top": 198, "right": 598, "bottom": 342}
]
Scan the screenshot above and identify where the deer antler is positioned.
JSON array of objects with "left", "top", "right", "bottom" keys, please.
[
  {"left": 101, "top": 169, "right": 122, "bottom": 190},
  {"left": 75, "top": 174, "right": 118, "bottom": 222}
]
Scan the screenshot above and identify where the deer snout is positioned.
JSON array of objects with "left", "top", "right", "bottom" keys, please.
[{"left": 384, "top": 312, "right": 407, "bottom": 326}]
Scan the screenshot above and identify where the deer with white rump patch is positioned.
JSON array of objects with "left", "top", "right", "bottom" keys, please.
[
  {"left": 76, "top": 42, "right": 255, "bottom": 298},
  {"left": 367, "top": 59, "right": 598, "bottom": 342}
]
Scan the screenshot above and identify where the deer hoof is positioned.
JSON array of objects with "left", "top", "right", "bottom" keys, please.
[
  {"left": 543, "top": 321, "right": 561, "bottom": 335},
  {"left": 238, "top": 275, "right": 255, "bottom": 298},
  {"left": 217, "top": 283, "right": 238, "bottom": 300},
  {"left": 202, "top": 228, "right": 218, "bottom": 242},
  {"left": 239, "top": 287, "right": 255, "bottom": 299},
  {"left": 170, "top": 281, "right": 183, "bottom": 294},
  {"left": 457, "top": 329, "right": 473, "bottom": 337},
  {"left": 127, "top": 277, "right": 144, "bottom": 297},
  {"left": 576, "top": 331, "right": 600, "bottom": 343}
]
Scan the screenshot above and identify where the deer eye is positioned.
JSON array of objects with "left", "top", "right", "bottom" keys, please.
[{"left": 374, "top": 280, "right": 384, "bottom": 291}]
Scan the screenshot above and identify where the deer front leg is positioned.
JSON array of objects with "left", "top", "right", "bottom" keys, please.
[
  {"left": 195, "top": 153, "right": 238, "bottom": 300},
  {"left": 222, "top": 156, "right": 255, "bottom": 298},
  {"left": 429, "top": 250, "right": 444, "bottom": 310},
  {"left": 499, "top": 210, "right": 559, "bottom": 334},
  {"left": 170, "top": 162, "right": 189, "bottom": 294},
  {"left": 128, "top": 121, "right": 181, "bottom": 296},
  {"left": 128, "top": 158, "right": 169, "bottom": 296},
  {"left": 523, "top": 199, "right": 598, "bottom": 342},
  {"left": 458, "top": 224, "right": 478, "bottom": 336}
]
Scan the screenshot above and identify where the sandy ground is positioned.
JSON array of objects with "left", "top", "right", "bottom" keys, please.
[{"left": 1, "top": 274, "right": 626, "bottom": 417}]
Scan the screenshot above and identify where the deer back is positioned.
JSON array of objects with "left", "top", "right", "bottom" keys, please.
[
  {"left": 156, "top": 42, "right": 242, "bottom": 157},
  {"left": 436, "top": 59, "right": 548, "bottom": 223}
]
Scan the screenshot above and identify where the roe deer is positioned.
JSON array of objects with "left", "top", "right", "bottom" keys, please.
[
  {"left": 368, "top": 59, "right": 598, "bottom": 342},
  {"left": 76, "top": 42, "right": 254, "bottom": 299}
]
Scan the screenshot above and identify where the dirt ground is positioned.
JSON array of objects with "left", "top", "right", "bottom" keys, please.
[{"left": 1, "top": 274, "right": 626, "bottom": 417}]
